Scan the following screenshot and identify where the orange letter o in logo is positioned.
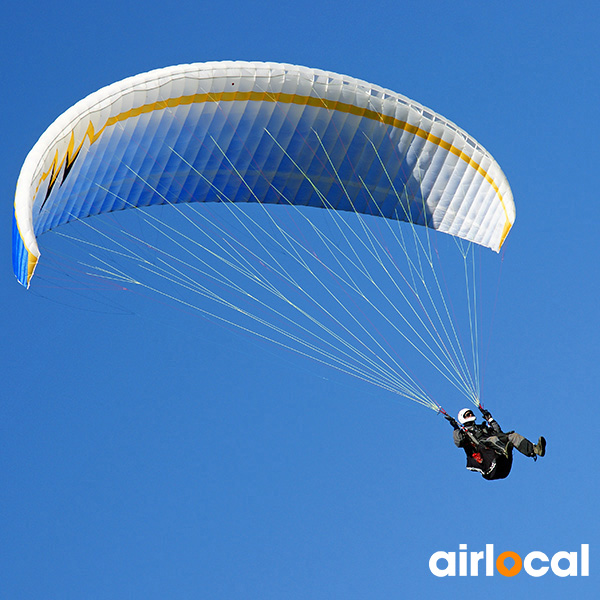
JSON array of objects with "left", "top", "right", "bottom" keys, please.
[{"left": 496, "top": 551, "right": 523, "bottom": 577}]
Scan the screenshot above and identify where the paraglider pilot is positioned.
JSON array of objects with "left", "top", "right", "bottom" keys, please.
[{"left": 444, "top": 406, "right": 545, "bottom": 480}]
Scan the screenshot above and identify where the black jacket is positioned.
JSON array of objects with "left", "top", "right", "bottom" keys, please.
[{"left": 453, "top": 421, "right": 513, "bottom": 480}]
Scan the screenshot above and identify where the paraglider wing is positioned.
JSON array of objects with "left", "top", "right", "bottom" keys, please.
[{"left": 13, "top": 61, "right": 515, "bottom": 288}]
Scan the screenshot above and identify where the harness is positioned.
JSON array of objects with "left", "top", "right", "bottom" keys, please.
[{"left": 438, "top": 404, "right": 513, "bottom": 480}]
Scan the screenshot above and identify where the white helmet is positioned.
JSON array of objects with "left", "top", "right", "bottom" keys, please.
[{"left": 458, "top": 408, "right": 476, "bottom": 425}]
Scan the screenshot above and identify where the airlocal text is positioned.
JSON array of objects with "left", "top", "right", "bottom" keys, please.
[{"left": 429, "top": 544, "right": 589, "bottom": 577}]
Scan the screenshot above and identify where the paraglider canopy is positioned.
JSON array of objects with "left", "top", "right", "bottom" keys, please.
[{"left": 13, "top": 61, "right": 514, "bottom": 288}]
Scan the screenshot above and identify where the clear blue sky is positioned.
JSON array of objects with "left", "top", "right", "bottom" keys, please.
[{"left": 2, "top": 1, "right": 598, "bottom": 598}]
